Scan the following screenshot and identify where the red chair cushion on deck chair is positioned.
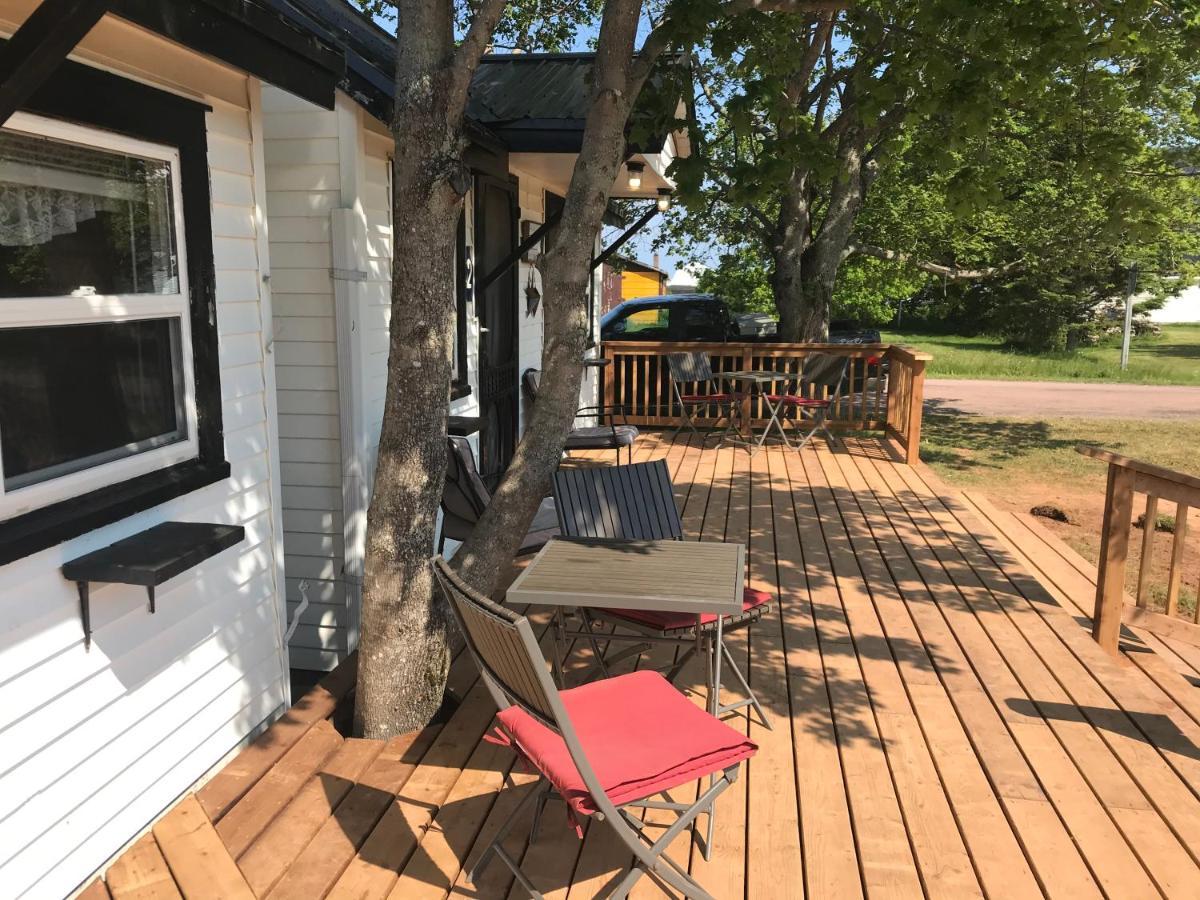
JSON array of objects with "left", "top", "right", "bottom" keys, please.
[
  {"left": 598, "top": 587, "right": 772, "bottom": 633},
  {"left": 763, "top": 395, "right": 830, "bottom": 407},
  {"left": 496, "top": 670, "right": 757, "bottom": 818}
]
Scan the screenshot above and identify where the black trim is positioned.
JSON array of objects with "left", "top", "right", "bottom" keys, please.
[
  {"left": 454, "top": 212, "right": 470, "bottom": 395},
  {"left": 109, "top": 0, "right": 344, "bottom": 110},
  {"left": 0, "top": 55, "right": 230, "bottom": 564},
  {"left": 0, "top": 0, "right": 109, "bottom": 127},
  {"left": 0, "top": 461, "right": 229, "bottom": 567}
]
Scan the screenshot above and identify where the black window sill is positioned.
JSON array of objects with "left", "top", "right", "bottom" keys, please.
[
  {"left": 450, "top": 380, "right": 473, "bottom": 401},
  {"left": 0, "top": 458, "right": 230, "bottom": 566}
]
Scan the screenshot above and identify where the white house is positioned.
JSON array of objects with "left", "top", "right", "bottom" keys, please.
[
  {"left": 0, "top": 1, "right": 347, "bottom": 896},
  {"left": 0, "top": 1, "right": 687, "bottom": 895}
]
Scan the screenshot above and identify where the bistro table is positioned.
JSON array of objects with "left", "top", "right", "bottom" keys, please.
[
  {"left": 718, "top": 369, "right": 795, "bottom": 450},
  {"left": 506, "top": 536, "right": 745, "bottom": 707}
]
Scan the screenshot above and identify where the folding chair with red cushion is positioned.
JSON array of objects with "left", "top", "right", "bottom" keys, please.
[
  {"left": 552, "top": 460, "right": 772, "bottom": 732},
  {"left": 760, "top": 351, "right": 849, "bottom": 450},
  {"left": 433, "top": 558, "right": 756, "bottom": 900},
  {"left": 665, "top": 351, "right": 742, "bottom": 445}
]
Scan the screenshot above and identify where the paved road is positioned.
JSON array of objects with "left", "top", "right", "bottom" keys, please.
[{"left": 924, "top": 378, "right": 1200, "bottom": 420}]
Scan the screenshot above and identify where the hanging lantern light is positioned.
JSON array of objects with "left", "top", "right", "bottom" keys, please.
[
  {"left": 626, "top": 161, "right": 644, "bottom": 191},
  {"left": 657, "top": 188, "right": 672, "bottom": 212}
]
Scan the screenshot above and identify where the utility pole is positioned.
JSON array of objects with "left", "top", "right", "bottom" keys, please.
[{"left": 1120, "top": 263, "right": 1138, "bottom": 370}]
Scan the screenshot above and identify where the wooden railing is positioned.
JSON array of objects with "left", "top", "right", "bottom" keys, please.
[
  {"left": 599, "top": 341, "right": 931, "bottom": 463},
  {"left": 1081, "top": 445, "right": 1199, "bottom": 653}
]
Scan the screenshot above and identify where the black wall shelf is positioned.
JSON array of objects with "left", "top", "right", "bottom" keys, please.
[{"left": 61, "top": 521, "right": 245, "bottom": 648}]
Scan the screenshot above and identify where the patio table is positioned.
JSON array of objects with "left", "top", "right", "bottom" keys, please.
[
  {"left": 718, "top": 369, "right": 793, "bottom": 450},
  {"left": 506, "top": 536, "right": 745, "bottom": 703}
]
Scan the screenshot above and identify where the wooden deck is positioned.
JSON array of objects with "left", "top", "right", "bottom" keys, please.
[{"left": 80, "top": 431, "right": 1200, "bottom": 900}]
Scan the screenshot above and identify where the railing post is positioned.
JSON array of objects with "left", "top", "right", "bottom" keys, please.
[
  {"left": 903, "top": 357, "right": 926, "bottom": 464},
  {"left": 602, "top": 342, "right": 615, "bottom": 415},
  {"left": 1093, "top": 462, "right": 1136, "bottom": 654},
  {"left": 1166, "top": 503, "right": 1190, "bottom": 617},
  {"left": 740, "top": 343, "right": 754, "bottom": 437}
]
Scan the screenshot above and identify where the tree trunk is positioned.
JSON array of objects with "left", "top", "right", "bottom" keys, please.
[
  {"left": 356, "top": 114, "right": 463, "bottom": 738},
  {"left": 453, "top": 0, "right": 648, "bottom": 597},
  {"left": 354, "top": 0, "right": 501, "bottom": 739}
]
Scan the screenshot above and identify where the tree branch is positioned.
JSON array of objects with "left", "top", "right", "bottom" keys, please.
[
  {"left": 847, "top": 242, "right": 1023, "bottom": 279},
  {"left": 448, "top": 0, "right": 508, "bottom": 112}
]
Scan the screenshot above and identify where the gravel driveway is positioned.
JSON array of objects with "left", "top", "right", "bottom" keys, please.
[{"left": 924, "top": 378, "right": 1200, "bottom": 420}]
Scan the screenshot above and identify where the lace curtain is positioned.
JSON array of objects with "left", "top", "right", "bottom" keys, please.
[{"left": 0, "top": 183, "right": 123, "bottom": 247}]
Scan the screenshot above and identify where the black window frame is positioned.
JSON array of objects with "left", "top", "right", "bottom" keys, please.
[
  {"left": 0, "top": 55, "right": 229, "bottom": 565},
  {"left": 452, "top": 211, "right": 471, "bottom": 400}
]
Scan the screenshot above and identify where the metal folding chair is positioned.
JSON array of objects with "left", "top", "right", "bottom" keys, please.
[
  {"left": 440, "top": 436, "right": 557, "bottom": 556},
  {"left": 665, "top": 351, "right": 742, "bottom": 445},
  {"left": 433, "top": 558, "right": 756, "bottom": 899},
  {"left": 522, "top": 368, "right": 639, "bottom": 465},
  {"left": 552, "top": 459, "right": 772, "bottom": 732},
  {"left": 760, "top": 352, "right": 848, "bottom": 450}
]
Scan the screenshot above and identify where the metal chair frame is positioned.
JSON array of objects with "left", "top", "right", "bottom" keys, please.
[
  {"left": 665, "top": 351, "right": 742, "bottom": 446},
  {"left": 433, "top": 557, "right": 742, "bottom": 900},
  {"left": 439, "top": 436, "right": 556, "bottom": 556},
  {"left": 552, "top": 461, "right": 771, "bottom": 732},
  {"left": 758, "top": 352, "right": 849, "bottom": 452},
  {"left": 522, "top": 368, "right": 638, "bottom": 465}
]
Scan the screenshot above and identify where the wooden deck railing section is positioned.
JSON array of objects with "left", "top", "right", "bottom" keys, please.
[
  {"left": 599, "top": 340, "right": 931, "bottom": 462},
  {"left": 1081, "top": 445, "right": 1199, "bottom": 653}
]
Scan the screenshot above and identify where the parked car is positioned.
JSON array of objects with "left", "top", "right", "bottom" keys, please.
[{"left": 601, "top": 296, "right": 886, "bottom": 387}]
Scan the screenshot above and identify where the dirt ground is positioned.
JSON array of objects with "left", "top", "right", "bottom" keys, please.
[{"left": 920, "top": 412, "right": 1200, "bottom": 617}]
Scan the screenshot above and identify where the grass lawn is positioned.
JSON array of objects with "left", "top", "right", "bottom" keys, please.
[
  {"left": 922, "top": 411, "right": 1200, "bottom": 614},
  {"left": 882, "top": 323, "right": 1200, "bottom": 385}
]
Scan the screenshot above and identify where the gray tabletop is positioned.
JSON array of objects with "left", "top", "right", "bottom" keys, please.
[{"left": 507, "top": 537, "right": 745, "bottom": 615}]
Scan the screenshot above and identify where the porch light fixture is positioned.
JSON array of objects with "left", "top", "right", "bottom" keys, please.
[
  {"left": 626, "top": 161, "right": 644, "bottom": 190},
  {"left": 657, "top": 188, "right": 672, "bottom": 212}
]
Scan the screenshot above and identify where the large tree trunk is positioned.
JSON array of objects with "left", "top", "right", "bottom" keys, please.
[
  {"left": 356, "top": 125, "right": 462, "bottom": 739},
  {"left": 354, "top": 0, "right": 502, "bottom": 739},
  {"left": 453, "top": 0, "right": 648, "bottom": 597}
]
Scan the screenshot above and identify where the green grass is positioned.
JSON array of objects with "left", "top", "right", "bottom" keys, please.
[
  {"left": 920, "top": 412, "right": 1200, "bottom": 491},
  {"left": 881, "top": 323, "right": 1200, "bottom": 385}
]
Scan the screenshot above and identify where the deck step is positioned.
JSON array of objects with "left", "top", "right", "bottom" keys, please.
[
  {"left": 105, "top": 833, "right": 181, "bottom": 899},
  {"left": 216, "top": 720, "right": 344, "bottom": 858},
  {"left": 197, "top": 656, "right": 358, "bottom": 823},
  {"left": 153, "top": 795, "right": 254, "bottom": 900},
  {"left": 264, "top": 728, "right": 439, "bottom": 900},
  {"left": 238, "top": 738, "right": 384, "bottom": 897}
]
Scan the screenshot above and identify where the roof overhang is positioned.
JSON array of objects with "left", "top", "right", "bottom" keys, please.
[{"left": 108, "top": 0, "right": 345, "bottom": 109}]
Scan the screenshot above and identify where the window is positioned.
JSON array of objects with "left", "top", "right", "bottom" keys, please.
[
  {"left": 0, "top": 113, "right": 197, "bottom": 522},
  {"left": 604, "top": 304, "right": 670, "bottom": 340}
]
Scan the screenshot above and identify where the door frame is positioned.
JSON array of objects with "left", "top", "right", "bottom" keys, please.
[{"left": 472, "top": 171, "right": 520, "bottom": 482}]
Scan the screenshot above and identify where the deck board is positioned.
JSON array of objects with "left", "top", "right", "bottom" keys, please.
[{"left": 89, "top": 433, "right": 1200, "bottom": 900}]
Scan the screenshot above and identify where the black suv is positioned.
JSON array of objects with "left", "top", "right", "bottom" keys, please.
[
  {"left": 600, "top": 294, "right": 884, "bottom": 347},
  {"left": 600, "top": 294, "right": 741, "bottom": 342}
]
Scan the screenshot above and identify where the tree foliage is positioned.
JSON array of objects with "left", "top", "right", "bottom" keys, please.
[{"left": 665, "top": 1, "right": 1200, "bottom": 344}]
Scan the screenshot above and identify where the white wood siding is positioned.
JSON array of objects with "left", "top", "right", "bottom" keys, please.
[
  {"left": 0, "top": 34, "right": 288, "bottom": 898},
  {"left": 262, "top": 88, "right": 347, "bottom": 673}
]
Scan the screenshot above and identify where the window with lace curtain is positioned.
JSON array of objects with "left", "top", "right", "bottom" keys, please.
[{"left": 0, "top": 113, "right": 197, "bottom": 521}]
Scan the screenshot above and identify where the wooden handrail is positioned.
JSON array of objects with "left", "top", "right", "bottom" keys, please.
[
  {"left": 598, "top": 340, "right": 930, "bottom": 464},
  {"left": 1079, "top": 446, "right": 1197, "bottom": 653}
]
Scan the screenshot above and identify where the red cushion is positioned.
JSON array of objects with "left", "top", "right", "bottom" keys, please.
[
  {"left": 763, "top": 395, "right": 830, "bottom": 407},
  {"left": 496, "top": 670, "right": 757, "bottom": 818},
  {"left": 599, "top": 587, "right": 772, "bottom": 632},
  {"left": 679, "top": 393, "right": 738, "bottom": 403}
]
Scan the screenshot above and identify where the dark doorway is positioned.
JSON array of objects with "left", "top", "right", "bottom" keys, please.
[{"left": 474, "top": 174, "right": 520, "bottom": 487}]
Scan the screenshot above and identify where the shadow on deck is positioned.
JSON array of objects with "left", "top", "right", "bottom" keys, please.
[{"left": 81, "top": 432, "right": 1200, "bottom": 900}]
